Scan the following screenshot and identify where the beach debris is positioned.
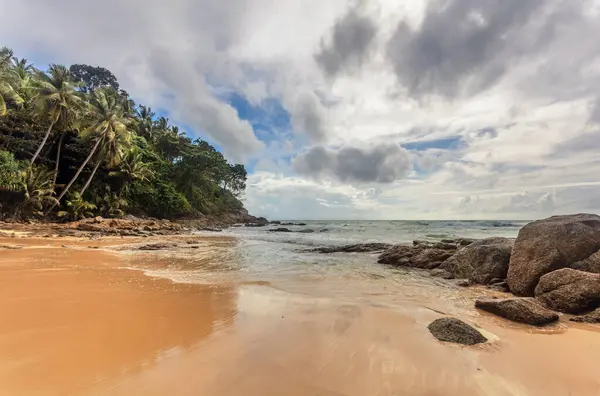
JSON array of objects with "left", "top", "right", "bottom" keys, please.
[
  {"left": 475, "top": 297, "right": 559, "bottom": 326},
  {"left": 307, "top": 243, "right": 393, "bottom": 254},
  {"left": 439, "top": 237, "right": 514, "bottom": 285},
  {"left": 508, "top": 213, "right": 600, "bottom": 296},
  {"left": 569, "top": 308, "right": 600, "bottom": 323},
  {"left": 534, "top": 268, "right": 600, "bottom": 314},
  {"left": 427, "top": 318, "right": 487, "bottom": 345}
]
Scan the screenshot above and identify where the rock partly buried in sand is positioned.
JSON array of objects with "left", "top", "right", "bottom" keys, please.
[
  {"left": 570, "top": 308, "right": 600, "bottom": 323},
  {"left": 378, "top": 244, "right": 456, "bottom": 269},
  {"left": 507, "top": 214, "right": 600, "bottom": 296},
  {"left": 475, "top": 297, "right": 559, "bottom": 326},
  {"left": 439, "top": 237, "right": 514, "bottom": 285},
  {"left": 534, "top": 268, "right": 600, "bottom": 314},
  {"left": 309, "top": 243, "right": 393, "bottom": 254},
  {"left": 138, "top": 243, "right": 178, "bottom": 251},
  {"left": 427, "top": 318, "right": 487, "bottom": 345},
  {"left": 0, "top": 244, "right": 23, "bottom": 250},
  {"left": 268, "top": 228, "right": 293, "bottom": 233}
]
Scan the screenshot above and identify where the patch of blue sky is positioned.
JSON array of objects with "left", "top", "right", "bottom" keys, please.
[{"left": 402, "top": 136, "right": 464, "bottom": 151}]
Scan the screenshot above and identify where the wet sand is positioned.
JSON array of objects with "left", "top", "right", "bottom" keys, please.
[{"left": 1, "top": 236, "right": 600, "bottom": 395}]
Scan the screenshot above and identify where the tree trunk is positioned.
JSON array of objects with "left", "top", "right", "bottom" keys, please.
[
  {"left": 30, "top": 120, "right": 55, "bottom": 165},
  {"left": 46, "top": 137, "right": 102, "bottom": 214},
  {"left": 52, "top": 132, "right": 65, "bottom": 189},
  {"left": 79, "top": 158, "right": 102, "bottom": 197}
]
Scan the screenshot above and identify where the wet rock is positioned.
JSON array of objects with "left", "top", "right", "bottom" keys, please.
[
  {"left": 457, "top": 279, "right": 472, "bottom": 287},
  {"left": 138, "top": 243, "right": 178, "bottom": 251},
  {"left": 268, "top": 228, "right": 293, "bottom": 233},
  {"left": 297, "top": 229, "right": 315, "bottom": 233},
  {"left": 430, "top": 269, "right": 454, "bottom": 279},
  {"left": 427, "top": 318, "right": 487, "bottom": 345},
  {"left": 319, "top": 229, "right": 330, "bottom": 233},
  {"left": 569, "top": 308, "right": 600, "bottom": 323},
  {"left": 442, "top": 238, "right": 477, "bottom": 246},
  {"left": 475, "top": 297, "right": 559, "bottom": 326},
  {"left": 534, "top": 268, "right": 600, "bottom": 314},
  {"left": 245, "top": 223, "right": 267, "bottom": 227},
  {"left": 309, "top": 243, "right": 393, "bottom": 254},
  {"left": 507, "top": 214, "right": 600, "bottom": 296},
  {"left": 489, "top": 280, "right": 510, "bottom": 292},
  {"left": 378, "top": 245, "right": 455, "bottom": 269},
  {"left": 439, "top": 237, "right": 514, "bottom": 285},
  {"left": 296, "top": 222, "right": 307, "bottom": 226},
  {"left": 270, "top": 221, "right": 281, "bottom": 225}
]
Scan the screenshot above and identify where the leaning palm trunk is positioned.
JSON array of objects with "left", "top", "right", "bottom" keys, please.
[
  {"left": 30, "top": 120, "right": 56, "bottom": 165},
  {"left": 52, "top": 132, "right": 65, "bottom": 188},
  {"left": 78, "top": 158, "right": 102, "bottom": 197},
  {"left": 46, "top": 137, "right": 102, "bottom": 213}
]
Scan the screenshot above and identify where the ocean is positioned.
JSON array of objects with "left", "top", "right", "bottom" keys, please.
[{"left": 128, "top": 220, "right": 526, "bottom": 302}]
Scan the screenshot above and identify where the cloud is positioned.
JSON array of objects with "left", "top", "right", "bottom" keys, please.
[
  {"left": 386, "top": 0, "right": 551, "bottom": 98},
  {"left": 315, "top": 4, "right": 377, "bottom": 77},
  {"left": 293, "top": 143, "right": 412, "bottom": 183}
]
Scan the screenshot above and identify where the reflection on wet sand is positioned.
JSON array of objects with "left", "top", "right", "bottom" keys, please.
[
  {"left": 0, "top": 245, "right": 237, "bottom": 396},
  {"left": 1, "top": 238, "right": 600, "bottom": 396}
]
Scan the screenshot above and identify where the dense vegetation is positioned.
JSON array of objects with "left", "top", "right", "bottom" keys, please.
[{"left": 0, "top": 47, "right": 248, "bottom": 221}]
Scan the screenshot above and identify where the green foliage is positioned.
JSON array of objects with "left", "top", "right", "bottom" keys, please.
[
  {"left": 0, "top": 47, "right": 250, "bottom": 221},
  {"left": 0, "top": 150, "right": 25, "bottom": 186}
]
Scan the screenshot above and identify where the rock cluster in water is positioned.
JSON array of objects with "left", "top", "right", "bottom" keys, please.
[{"left": 375, "top": 214, "right": 600, "bottom": 327}]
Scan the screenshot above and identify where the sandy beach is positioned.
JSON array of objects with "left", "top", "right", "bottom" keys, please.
[{"left": 1, "top": 234, "right": 600, "bottom": 396}]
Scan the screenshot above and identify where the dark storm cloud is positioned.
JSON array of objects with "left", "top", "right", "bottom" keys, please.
[
  {"left": 386, "top": 0, "right": 549, "bottom": 98},
  {"left": 293, "top": 143, "right": 412, "bottom": 183},
  {"left": 315, "top": 6, "right": 377, "bottom": 77}
]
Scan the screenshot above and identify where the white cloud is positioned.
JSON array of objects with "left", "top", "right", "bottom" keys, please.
[{"left": 3, "top": 0, "right": 600, "bottom": 218}]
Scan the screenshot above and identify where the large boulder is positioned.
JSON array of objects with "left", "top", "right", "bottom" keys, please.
[
  {"left": 427, "top": 318, "right": 487, "bottom": 345},
  {"left": 571, "top": 250, "right": 600, "bottom": 274},
  {"left": 378, "top": 244, "right": 456, "bottom": 269},
  {"left": 507, "top": 214, "right": 600, "bottom": 296},
  {"left": 439, "top": 237, "right": 514, "bottom": 284},
  {"left": 475, "top": 297, "right": 559, "bottom": 326},
  {"left": 534, "top": 268, "right": 600, "bottom": 314}
]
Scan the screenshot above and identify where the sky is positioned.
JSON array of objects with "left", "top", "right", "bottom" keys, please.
[{"left": 2, "top": 0, "right": 600, "bottom": 220}]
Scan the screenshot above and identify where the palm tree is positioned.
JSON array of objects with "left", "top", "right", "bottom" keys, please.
[
  {"left": 10, "top": 57, "right": 36, "bottom": 101},
  {"left": 0, "top": 47, "right": 24, "bottom": 116},
  {"left": 109, "top": 146, "right": 154, "bottom": 196},
  {"left": 135, "top": 105, "right": 155, "bottom": 141},
  {"left": 48, "top": 87, "right": 133, "bottom": 212},
  {"left": 29, "top": 64, "right": 83, "bottom": 165}
]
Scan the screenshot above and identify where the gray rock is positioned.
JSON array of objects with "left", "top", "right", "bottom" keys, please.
[
  {"left": 457, "top": 279, "right": 472, "bottom": 287},
  {"left": 440, "top": 237, "right": 514, "bottom": 285},
  {"left": 488, "top": 280, "right": 510, "bottom": 292},
  {"left": 297, "top": 229, "right": 315, "bottom": 233},
  {"left": 569, "top": 308, "right": 600, "bottom": 323},
  {"left": 268, "top": 228, "right": 293, "bottom": 233},
  {"left": 507, "top": 214, "right": 600, "bottom": 296},
  {"left": 475, "top": 297, "right": 559, "bottom": 326},
  {"left": 427, "top": 318, "right": 487, "bottom": 345},
  {"left": 534, "top": 268, "right": 600, "bottom": 314}
]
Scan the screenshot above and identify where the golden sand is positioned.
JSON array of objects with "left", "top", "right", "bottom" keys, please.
[{"left": 1, "top": 237, "right": 599, "bottom": 396}]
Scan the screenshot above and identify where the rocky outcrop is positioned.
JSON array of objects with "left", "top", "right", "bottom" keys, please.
[
  {"left": 427, "top": 318, "right": 487, "bottom": 345},
  {"left": 507, "top": 214, "right": 600, "bottom": 296},
  {"left": 570, "top": 308, "right": 600, "bottom": 323},
  {"left": 378, "top": 243, "right": 457, "bottom": 269},
  {"left": 534, "top": 268, "right": 600, "bottom": 314},
  {"left": 430, "top": 269, "right": 453, "bottom": 279},
  {"left": 439, "top": 237, "right": 514, "bottom": 284},
  {"left": 309, "top": 243, "right": 393, "bottom": 254},
  {"left": 475, "top": 297, "right": 559, "bottom": 326}
]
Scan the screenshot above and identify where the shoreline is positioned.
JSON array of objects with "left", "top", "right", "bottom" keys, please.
[{"left": 1, "top": 235, "right": 600, "bottom": 395}]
